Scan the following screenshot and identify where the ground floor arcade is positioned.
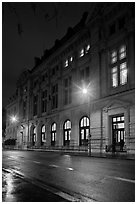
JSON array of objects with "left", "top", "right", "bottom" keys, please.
[{"left": 16, "top": 92, "right": 135, "bottom": 156}]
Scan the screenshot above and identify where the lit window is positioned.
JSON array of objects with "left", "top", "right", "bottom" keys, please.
[
  {"left": 79, "top": 116, "right": 90, "bottom": 146},
  {"left": 51, "top": 123, "right": 56, "bottom": 146},
  {"left": 119, "top": 45, "right": 126, "bottom": 60},
  {"left": 64, "top": 120, "right": 71, "bottom": 146},
  {"left": 86, "top": 44, "right": 90, "bottom": 53},
  {"left": 70, "top": 56, "right": 73, "bottom": 62},
  {"left": 80, "top": 48, "right": 84, "bottom": 57},
  {"left": 120, "top": 62, "right": 127, "bottom": 85},
  {"left": 112, "top": 67, "right": 118, "bottom": 87},
  {"left": 64, "top": 59, "right": 68, "bottom": 67},
  {"left": 111, "top": 50, "right": 117, "bottom": 64}
]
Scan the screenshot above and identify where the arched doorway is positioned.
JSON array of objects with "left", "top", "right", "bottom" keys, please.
[
  {"left": 63, "top": 120, "right": 71, "bottom": 146},
  {"left": 79, "top": 116, "right": 90, "bottom": 146}
]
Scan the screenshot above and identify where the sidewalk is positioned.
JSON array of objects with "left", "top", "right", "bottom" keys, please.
[{"left": 26, "top": 148, "right": 135, "bottom": 160}]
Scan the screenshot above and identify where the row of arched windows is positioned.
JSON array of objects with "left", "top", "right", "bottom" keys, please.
[{"left": 32, "top": 116, "right": 90, "bottom": 146}]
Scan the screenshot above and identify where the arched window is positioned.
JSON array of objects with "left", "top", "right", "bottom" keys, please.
[
  {"left": 32, "top": 126, "right": 36, "bottom": 146},
  {"left": 51, "top": 123, "right": 56, "bottom": 146},
  {"left": 41, "top": 125, "right": 46, "bottom": 146},
  {"left": 79, "top": 116, "right": 90, "bottom": 146},
  {"left": 63, "top": 120, "right": 71, "bottom": 146}
]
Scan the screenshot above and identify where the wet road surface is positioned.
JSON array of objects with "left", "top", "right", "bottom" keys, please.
[
  {"left": 2, "top": 150, "right": 135, "bottom": 202},
  {"left": 2, "top": 169, "right": 69, "bottom": 202}
]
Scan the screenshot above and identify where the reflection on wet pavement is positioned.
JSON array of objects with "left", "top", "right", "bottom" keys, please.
[{"left": 2, "top": 171, "right": 68, "bottom": 202}]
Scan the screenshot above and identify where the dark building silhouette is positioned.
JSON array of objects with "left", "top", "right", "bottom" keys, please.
[{"left": 5, "top": 3, "right": 135, "bottom": 157}]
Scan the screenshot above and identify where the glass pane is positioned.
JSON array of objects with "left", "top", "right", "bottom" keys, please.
[
  {"left": 121, "top": 131, "right": 123, "bottom": 140},
  {"left": 118, "top": 123, "right": 124, "bottom": 128},
  {"left": 111, "top": 51, "right": 117, "bottom": 63},
  {"left": 119, "top": 45, "right": 126, "bottom": 60},
  {"left": 81, "top": 118, "right": 84, "bottom": 127},
  {"left": 118, "top": 131, "right": 120, "bottom": 142},
  {"left": 55, "top": 133, "right": 56, "bottom": 141},
  {"left": 86, "top": 129, "right": 89, "bottom": 139},
  {"left": 34, "top": 128, "right": 36, "bottom": 134},
  {"left": 42, "top": 125, "right": 45, "bottom": 132},
  {"left": 120, "top": 63, "right": 127, "bottom": 85},
  {"left": 81, "top": 129, "right": 84, "bottom": 139},
  {"left": 117, "top": 117, "right": 121, "bottom": 121},
  {"left": 52, "top": 134, "right": 54, "bottom": 141},
  {"left": 69, "top": 130, "right": 71, "bottom": 140},
  {"left": 84, "top": 117, "right": 87, "bottom": 126},
  {"left": 113, "top": 117, "right": 116, "bottom": 122},
  {"left": 121, "top": 116, "right": 124, "bottom": 121},
  {"left": 87, "top": 118, "right": 89, "bottom": 126},
  {"left": 112, "top": 72, "right": 118, "bottom": 87},
  {"left": 65, "top": 131, "right": 67, "bottom": 140}
]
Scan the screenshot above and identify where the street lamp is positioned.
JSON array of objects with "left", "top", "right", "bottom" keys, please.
[
  {"left": 82, "top": 87, "right": 92, "bottom": 156},
  {"left": 10, "top": 115, "right": 18, "bottom": 123}
]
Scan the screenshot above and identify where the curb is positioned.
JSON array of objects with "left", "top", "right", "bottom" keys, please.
[{"left": 3, "top": 148, "right": 134, "bottom": 160}]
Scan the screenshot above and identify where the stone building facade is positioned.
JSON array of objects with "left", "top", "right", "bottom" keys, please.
[{"left": 5, "top": 3, "right": 135, "bottom": 156}]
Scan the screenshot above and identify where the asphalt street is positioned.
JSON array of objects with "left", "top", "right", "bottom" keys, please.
[{"left": 2, "top": 150, "right": 135, "bottom": 202}]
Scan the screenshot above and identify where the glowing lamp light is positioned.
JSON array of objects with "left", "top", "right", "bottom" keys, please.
[
  {"left": 82, "top": 88, "right": 88, "bottom": 94},
  {"left": 11, "top": 116, "right": 18, "bottom": 123}
]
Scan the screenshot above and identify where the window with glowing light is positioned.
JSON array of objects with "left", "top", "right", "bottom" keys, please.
[
  {"left": 79, "top": 116, "right": 90, "bottom": 146},
  {"left": 80, "top": 48, "right": 84, "bottom": 57},
  {"left": 41, "top": 125, "right": 46, "bottom": 145},
  {"left": 32, "top": 127, "right": 36, "bottom": 146},
  {"left": 51, "top": 123, "right": 56, "bottom": 146},
  {"left": 110, "top": 45, "right": 127, "bottom": 88},
  {"left": 63, "top": 120, "right": 71, "bottom": 146}
]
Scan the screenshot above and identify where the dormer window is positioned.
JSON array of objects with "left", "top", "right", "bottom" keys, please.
[
  {"left": 80, "top": 48, "right": 84, "bottom": 57},
  {"left": 79, "top": 44, "right": 90, "bottom": 57},
  {"left": 64, "top": 56, "right": 73, "bottom": 68},
  {"left": 70, "top": 56, "right": 73, "bottom": 62},
  {"left": 85, "top": 44, "right": 90, "bottom": 53},
  {"left": 64, "top": 59, "right": 69, "bottom": 67}
]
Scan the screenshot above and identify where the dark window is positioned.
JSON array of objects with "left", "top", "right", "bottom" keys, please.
[
  {"left": 52, "top": 84, "right": 58, "bottom": 109},
  {"left": 23, "top": 100, "right": 26, "bottom": 118},
  {"left": 86, "top": 67, "right": 89, "bottom": 79},
  {"left": 64, "top": 77, "right": 72, "bottom": 105},
  {"left": 109, "top": 23, "right": 116, "bottom": 36},
  {"left": 118, "top": 16, "right": 125, "bottom": 30},
  {"left": 41, "top": 90, "right": 47, "bottom": 113},
  {"left": 33, "top": 95, "right": 38, "bottom": 116}
]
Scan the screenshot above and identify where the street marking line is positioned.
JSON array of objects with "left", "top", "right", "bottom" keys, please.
[
  {"left": 108, "top": 176, "right": 135, "bottom": 183},
  {"left": 49, "top": 164, "right": 59, "bottom": 168},
  {"left": 67, "top": 167, "right": 74, "bottom": 171},
  {"left": 33, "top": 161, "right": 41, "bottom": 164},
  {"left": 2, "top": 167, "right": 96, "bottom": 202}
]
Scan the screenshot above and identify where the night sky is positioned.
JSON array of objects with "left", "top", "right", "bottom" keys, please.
[{"left": 2, "top": 2, "right": 93, "bottom": 107}]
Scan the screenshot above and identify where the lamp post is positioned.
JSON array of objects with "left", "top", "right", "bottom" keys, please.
[
  {"left": 82, "top": 88, "right": 92, "bottom": 156},
  {"left": 10, "top": 115, "right": 18, "bottom": 146}
]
